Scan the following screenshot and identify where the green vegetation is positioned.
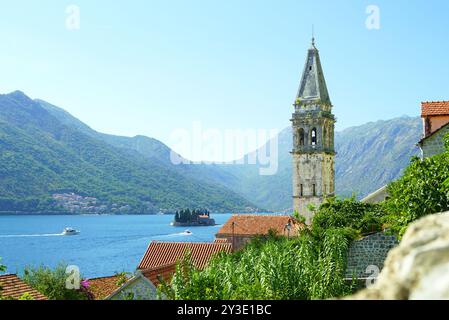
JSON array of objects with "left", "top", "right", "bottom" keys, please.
[
  {"left": 22, "top": 263, "right": 87, "bottom": 300},
  {"left": 216, "top": 117, "right": 422, "bottom": 211},
  {"left": 0, "top": 91, "right": 257, "bottom": 213},
  {"left": 175, "top": 209, "right": 211, "bottom": 223},
  {"left": 159, "top": 198, "right": 387, "bottom": 300},
  {"left": 313, "top": 196, "right": 385, "bottom": 236},
  {"left": 384, "top": 134, "right": 449, "bottom": 238},
  {"left": 160, "top": 230, "right": 353, "bottom": 300}
]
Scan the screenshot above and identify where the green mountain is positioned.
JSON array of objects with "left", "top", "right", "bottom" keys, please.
[
  {"left": 0, "top": 91, "right": 257, "bottom": 213},
  {"left": 214, "top": 117, "right": 422, "bottom": 211},
  {"left": 1, "top": 90, "right": 422, "bottom": 213}
]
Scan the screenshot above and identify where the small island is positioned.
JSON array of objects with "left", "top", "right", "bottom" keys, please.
[{"left": 172, "top": 209, "right": 216, "bottom": 227}]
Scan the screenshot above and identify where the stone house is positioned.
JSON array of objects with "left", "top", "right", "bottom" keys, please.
[
  {"left": 418, "top": 101, "right": 449, "bottom": 158},
  {"left": 215, "top": 215, "right": 303, "bottom": 251}
]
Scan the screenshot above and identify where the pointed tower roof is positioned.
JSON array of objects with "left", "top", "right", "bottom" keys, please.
[{"left": 296, "top": 38, "right": 331, "bottom": 104}]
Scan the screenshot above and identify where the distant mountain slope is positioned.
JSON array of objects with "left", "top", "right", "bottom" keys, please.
[
  {"left": 0, "top": 91, "right": 257, "bottom": 213},
  {"left": 36, "top": 96, "right": 423, "bottom": 212},
  {"left": 38, "top": 100, "right": 242, "bottom": 192},
  {"left": 335, "top": 117, "right": 422, "bottom": 198},
  {"left": 215, "top": 117, "right": 422, "bottom": 211}
]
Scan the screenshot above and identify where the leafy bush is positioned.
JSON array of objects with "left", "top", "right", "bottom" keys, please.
[
  {"left": 0, "top": 257, "right": 5, "bottom": 273},
  {"left": 312, "top": 196, "right": 386, "bottom": 237},
  {"left": 159, "top": 228, "right": 354, "bottom": 300},
  {"left": 384, "top": 145, "right": 449, "bottom": 237},
  {"left": 22, "top": 263, "right": 87, "bottom": 300}
]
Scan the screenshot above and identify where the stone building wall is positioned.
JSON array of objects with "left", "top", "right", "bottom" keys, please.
[
  {"left": 421, "top": 124, "right": 449, "bottom": 158},
  {"left": 292, "top": 153, "right": 334, "bottom": 222},
  {"left": 345, "top": 232, "right": 398, "bottom": 279}
]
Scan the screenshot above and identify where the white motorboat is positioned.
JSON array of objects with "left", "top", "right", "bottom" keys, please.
[{"left": 62, "top": 227, "right": 80, "bottom": 236}]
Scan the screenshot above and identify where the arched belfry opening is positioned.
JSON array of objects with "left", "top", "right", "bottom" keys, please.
[
  {"left": 311, "top": 128, "right": 317, "bottom": 146},
  {"left": 299, "top": 128, "right": 305, "bottom": 146},
  {"left": 291, "top": 37, "right": 336, "bottom": 223}
]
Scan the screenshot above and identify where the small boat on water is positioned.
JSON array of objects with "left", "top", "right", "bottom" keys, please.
[
  {"left": 184, "top": 230, "right": 192, "bottom": 235},
  {"left": 62, "top": 227, "right": 80, "bottom": 236}
]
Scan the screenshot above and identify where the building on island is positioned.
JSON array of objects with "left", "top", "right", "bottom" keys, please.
[
  {"left": 215, "top": 215, "right": 303, "bottom": 251},
  {"left": 0, "top": 274, "right": 47, "bottom": 300},
  {"left": 418, "top": 101, "right": 449, "bottom": 158},
  {"left": 291, "top": 37, "right": 336, "bottom": 223}
]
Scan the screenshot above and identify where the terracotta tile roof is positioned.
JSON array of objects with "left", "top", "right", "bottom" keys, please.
[
  {"left": 214, "top": 238, "right": 230, "bottom": 243},
  {"left": 137, "top": 241, "right": 232, "bottom": 271},
  {"left": 0, "top": 274, "right": 47, "bottom": 300},
  {"left": 141, "top": 264, "right": 177, "bottom": 286},
  {"left": 421, "top": 101, "right": 449, "bottom": 116},
  {"left": 216, "top": 215, "right": 302, "bottom": 237},
  {"left": 85, "top": 275, "right": 129, "bottom": 300}
]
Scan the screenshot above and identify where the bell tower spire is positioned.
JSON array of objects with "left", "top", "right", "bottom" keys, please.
[{"left": 291, "top": 39, "right": 336, "bottom": 223}]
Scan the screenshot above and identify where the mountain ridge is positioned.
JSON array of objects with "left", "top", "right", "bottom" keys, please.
[
  {"left": 0, "top": 91, "right": 258, "bottom": 213},
  {"left": 1, "top": 90, "right": 423, "bottom": 213}
]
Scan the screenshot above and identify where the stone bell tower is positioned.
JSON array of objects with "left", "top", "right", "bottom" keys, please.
[{"left": 291, "top": 37, "right": 336, "bottom": 223}]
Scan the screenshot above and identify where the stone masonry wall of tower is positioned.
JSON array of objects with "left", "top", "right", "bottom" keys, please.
[{"left": 291, "top": 38, "right": 336, "bottom": 223}]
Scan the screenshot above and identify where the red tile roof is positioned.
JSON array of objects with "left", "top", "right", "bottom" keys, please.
[
  {"left": 0, "top": 274, "right": 47, "bottom": 300},
  {"left": 85, "top": 275, "right": 128, "bottom": 300},
  {"left": 216, "top": 215, "right": 302, "bottom": 237},
  {"left": 141, "top": 264, "right": 177, "bottom": 286},
  {"left": 421, "top": 101, "right": 449, "bottom": 116},
  {"left": 137, "top": 241, "right": 232, "bottom": 271},
  {"left": 214, "top": 238, "right": 230, "bottom": 243}
]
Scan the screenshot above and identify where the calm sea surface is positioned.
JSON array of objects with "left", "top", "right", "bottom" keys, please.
[{"left": 0, "top": 214, "right": 232, "bottom": 278}]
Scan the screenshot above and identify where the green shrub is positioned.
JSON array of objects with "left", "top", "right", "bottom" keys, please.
[
  {"left": 312, "top": 196, "right": 386, "bottom": 237},
  {"left": 22, "top": 263, "right": 87, "bottom": 300},
  {"left": 384, "top": 133, "right": 449, "bottom": 238},
  {"left": 159, "top": 228, "right": 354, "bottom": 300},
  {"left": 0, "top": 257, "right": 5, "bottom": 273}
]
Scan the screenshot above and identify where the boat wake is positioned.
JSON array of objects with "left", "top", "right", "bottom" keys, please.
[
  {"left": 0, "top": 233, "right": 64, "bottom": 238},
  {"left": 151, "top": 231, "right": 193, "bottom": 239}
]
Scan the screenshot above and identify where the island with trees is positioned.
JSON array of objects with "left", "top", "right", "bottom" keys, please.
[{"left": 172, "top": 209, "right": 216, "bottom": 227}]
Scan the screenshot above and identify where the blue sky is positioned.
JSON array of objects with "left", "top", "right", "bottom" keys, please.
[{"left": 0, "top": 0, "right": 448, "bottom": 159}]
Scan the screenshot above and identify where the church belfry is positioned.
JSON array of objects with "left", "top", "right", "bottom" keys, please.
[{"left": 291, "top": 38, "right": 336, "bottom": 223}]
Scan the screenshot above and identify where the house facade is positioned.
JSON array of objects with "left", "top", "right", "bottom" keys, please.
[{"left": 419, "top": 101, "right": 449, "bottom": 158}]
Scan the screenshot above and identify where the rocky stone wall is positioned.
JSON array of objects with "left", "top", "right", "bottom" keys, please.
[
  {"left": 346, "top": 232, "right": 398, "bottom": 279},
  {"left": 347, "top": 211, "right": 449, "bottom": 299},
  {"left": 422, "top": 124, "right": 449, "bottom": 158}
]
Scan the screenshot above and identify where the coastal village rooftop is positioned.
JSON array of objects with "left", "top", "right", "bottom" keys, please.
[
  {"left": 216, "top": 214, "right": 302, "bottom": 237},
  {"left": 215, "top": 214, "right": 303, "bottom": 250},
  {"left": 137, "top": 241, "right": 232, "bottom": 271},
  {"left": 0, "top": 274, "right": 47, "bottom": 300}
]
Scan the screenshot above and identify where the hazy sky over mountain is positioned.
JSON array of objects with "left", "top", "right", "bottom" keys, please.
[{"left": 0, "top": 0, "right": 448, "bottom": 160}]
